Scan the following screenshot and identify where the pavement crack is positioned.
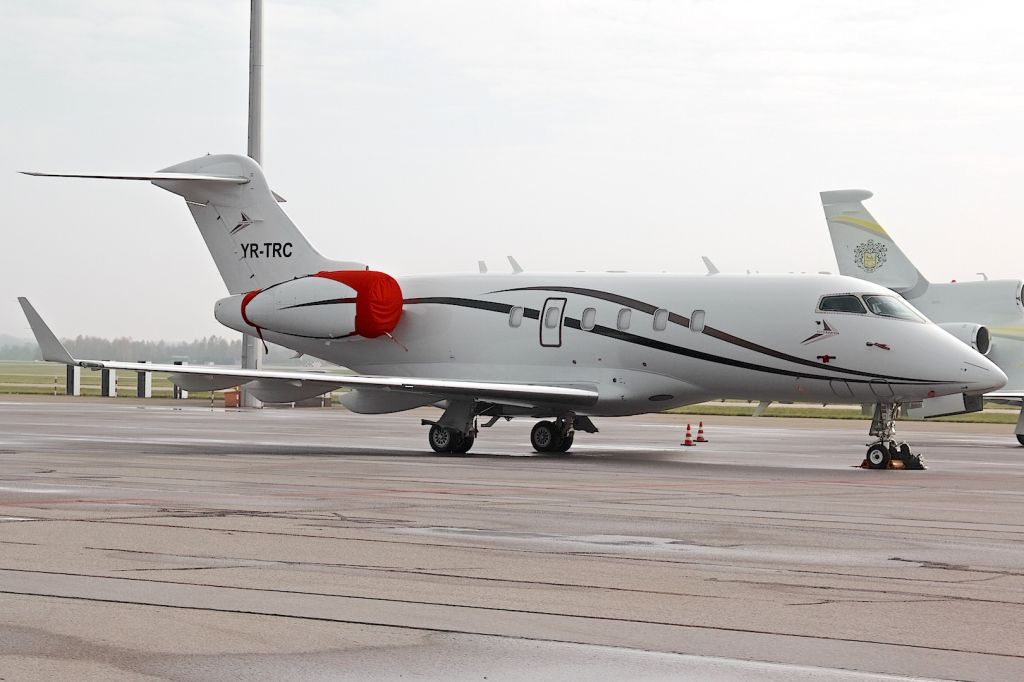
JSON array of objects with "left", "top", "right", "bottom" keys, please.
[
  {"left": 112, "top": 565, "right": 254, "bottom": 572},
  {"left": 1, "top": 588, "right": 1021, "bottom": 662}
]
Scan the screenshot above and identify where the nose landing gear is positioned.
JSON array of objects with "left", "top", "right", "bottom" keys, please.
[{"left": 864, "top": 403, "right": 925, "bottom": 470}]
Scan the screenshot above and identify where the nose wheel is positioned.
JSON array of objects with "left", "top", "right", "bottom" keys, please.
[{"left": 864, "top": 403, "right": 926, "bottom": 470}]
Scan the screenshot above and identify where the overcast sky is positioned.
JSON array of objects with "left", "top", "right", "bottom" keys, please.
[{"left": 2, "top": 0, "right": 1022, "bottom": 340}]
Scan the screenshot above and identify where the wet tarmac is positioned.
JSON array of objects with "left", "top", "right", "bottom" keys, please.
[{"left": 1, "top": 396, "right": 1022, "bottom": 681}]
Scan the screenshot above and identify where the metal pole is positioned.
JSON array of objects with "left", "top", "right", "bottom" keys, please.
[
  {"left": 240, "top": 0, "right": 264, "bottom": 408},
  {"left": 248, "top": 0, "right": 262, "bottom": 165}
]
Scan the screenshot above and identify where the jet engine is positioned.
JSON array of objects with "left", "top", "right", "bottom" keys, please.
[
  {"left": 216, "top": 270, "right": 403, "bottom": 339},
  {"left": 937, "top": 322, "right": 991, "bottom": 356}
]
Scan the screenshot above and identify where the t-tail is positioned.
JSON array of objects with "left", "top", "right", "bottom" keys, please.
[
  {"left": 22, "top": 154, "right": 364, "bottom": 294},
  {"left": 820, "top": 189, "right": 929, "bottom": 298}
]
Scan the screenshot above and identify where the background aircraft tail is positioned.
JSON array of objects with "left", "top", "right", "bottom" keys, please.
[
  {"left": 153, "top": 154, "right": 364, "bottom": 294},
  {"left": 820, "top": 189, "right": 928, "bottom": 296}
]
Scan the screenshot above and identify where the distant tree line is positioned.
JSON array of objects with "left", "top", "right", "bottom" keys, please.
[
  {"left": 0, "top": 335, "right": 244, "bottom": 364},
  {"left": 0, "top": 334, "right": 316, "bottom": 365}
]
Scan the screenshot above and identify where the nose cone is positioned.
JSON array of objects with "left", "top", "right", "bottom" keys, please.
[{"left": 962, "top": 354, "right": 1007, "bottom": 395}]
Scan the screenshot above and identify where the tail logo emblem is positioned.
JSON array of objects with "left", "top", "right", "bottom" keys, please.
[{"left": 853, "top": 240, "right": 887, "bottom": 273}]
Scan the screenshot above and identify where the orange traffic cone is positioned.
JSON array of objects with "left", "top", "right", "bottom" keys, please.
[
  {"left": 682, "top": 423, "right": 695, "bottom": 446},
  {"left": 696, "top": 421, "right": 708, "bottom": 443}
]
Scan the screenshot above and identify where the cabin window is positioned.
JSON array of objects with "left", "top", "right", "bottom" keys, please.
[
  {"left": 818, "top": 294, "right": 866, "bottom": 314},
  {"left": 581, "top": 307, "right": 597, "bottom": 331},
  {"left": 544, "top": 305, "right": 561, "bottom": 328},
  {"left": 653, "top": 308, "right": 669, "bottom": 331},
  {"left": 690, "top": 309, "right": 706, "bottom": 333},
  {"left": 617, "top": 308, "right": 631, "bottom": 330},
  {"left": 863, "top": 295, "right": 924, "bottom": 322},
  {"left": 509, "top": 306, "right": 524, "bottom": 328}
]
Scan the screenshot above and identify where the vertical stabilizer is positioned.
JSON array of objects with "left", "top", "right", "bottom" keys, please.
[
  {"left": 154, "top": 154, "right": 364, "bottom": 294},
  {"left": 820, "top": 189, "right": 928, "bottom": 297}
]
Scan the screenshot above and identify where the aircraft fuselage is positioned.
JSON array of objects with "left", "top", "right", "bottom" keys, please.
[{"left": 216, "top": 272, "right": 999, "bottom": 417}]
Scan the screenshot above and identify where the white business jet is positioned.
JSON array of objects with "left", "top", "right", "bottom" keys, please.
[
  {"left": 823, "top": 190, "right": 1024, "bottom": 444},
  {"left": 17, "top": 155, "right": 1005, "bottom": 466}
]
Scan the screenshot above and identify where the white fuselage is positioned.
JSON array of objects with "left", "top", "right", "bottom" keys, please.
[
  {"left": 215, "top": 272, "right": 1004, "bottom": 417},
  {"left": 903, "top": 280, "right": 1024, "bottom": 392}
]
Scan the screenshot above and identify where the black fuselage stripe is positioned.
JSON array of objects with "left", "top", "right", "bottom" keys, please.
[
  {"left": 491, "top": 285, "right": 939, "bottom": 383},
  {"left": 579, "top": 323, "right": 933, "bottom": 385},
  {"left": 282, "top": 297, "right": 358, "bottom": 310},
  {"left": 405, "top": 297, "right": 541, "bottom": 319},
  {"left": 403, "top": 298, "right": 952, "bottom": 386}
]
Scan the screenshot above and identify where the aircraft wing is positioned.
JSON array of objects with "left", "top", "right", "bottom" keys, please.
[
  {"left": 18, "top": 298, "right": 598, "bottom": 408},
  {"left": 984, "top": 392, "right": 1024, "bottom": 401}
]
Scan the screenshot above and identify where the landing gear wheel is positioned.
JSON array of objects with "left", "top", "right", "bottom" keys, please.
[
  {"left": 898, "top": 443, "right": 925, "bottom": 470},
  {"left": 866, "top": 443, "right": 891, "bottom": 469},
  {"left": 531, "top": 421, "right": 561, "bottom": 453},
  {"left": 428, "top": 425, "right": 457, "bottom": 454},
  {"left": 1017, "top": 434, "right": 1024, "bottom": 447},
  {"left": 454, "top": 435, "right": 475, "bottom": 454},
  {"left": 553, "top": 431, "right": 574, "bottom": 453}
]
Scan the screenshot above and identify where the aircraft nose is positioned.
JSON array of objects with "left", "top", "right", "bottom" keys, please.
[{"left": 962, "top": 355, "right": 1007, "bottom": 395}]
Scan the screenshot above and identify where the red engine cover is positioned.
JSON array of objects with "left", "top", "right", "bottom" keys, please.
[{"left": 314, "top": 270, "right": 403, "bottom": 338}]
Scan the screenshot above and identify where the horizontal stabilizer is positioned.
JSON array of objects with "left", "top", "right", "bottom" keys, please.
[
  {"left": 820, "top": 189, "right": 873, "bottom": 205},
  {"left": 19, "top": 171, "right": 248, "bottom": 184}
]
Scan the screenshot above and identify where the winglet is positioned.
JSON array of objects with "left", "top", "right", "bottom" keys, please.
[
  {"left": 17, "top": 298, "right": 76, "bottom": 365},
  {"left": 701, "top": 256, "right": 720, "bottom": 275}
]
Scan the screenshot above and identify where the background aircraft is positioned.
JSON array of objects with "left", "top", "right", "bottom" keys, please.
[
  {"left": 18, "top": 155, "right": 1006, "bottom": 466},
  {"left": 823, "top": 189, "right": 1024, "bottom": 444}
]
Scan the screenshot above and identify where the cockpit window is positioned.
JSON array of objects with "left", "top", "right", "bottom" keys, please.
[
  {"left": 818, "top": 295, "right": 866, "bottom": 314},
  {"left": 863, "top": 295, "right": 924, "bottom": 322}
]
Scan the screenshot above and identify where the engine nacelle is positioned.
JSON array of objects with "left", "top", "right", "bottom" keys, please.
[
  {"left": 938, "top": 322, "right": 991, "bottom": 356},
  {"left": 215, "top": 271, "right": 403, "bottom": 339}
]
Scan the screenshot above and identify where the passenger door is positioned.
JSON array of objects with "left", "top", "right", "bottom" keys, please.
[{"left": 540, "top": 297, "right": 567, "bottom": 347}]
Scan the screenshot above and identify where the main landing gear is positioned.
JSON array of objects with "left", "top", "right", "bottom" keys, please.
[
  {"left": 427, "top": 424, "right": 475, "bottom": 454},
  {"left": 865, "top": 403, "right": 925, "bottom": 470},
  {"left": 530, "top": 419, "right": 574, "bottom": 454},
  {"left": 529, "top": 415, "right": 599, "bottom": 454},
  {"left": 422, "top": 401, "right": 599, "bottom": 455}
]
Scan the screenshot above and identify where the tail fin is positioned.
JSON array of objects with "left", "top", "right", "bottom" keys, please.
[
  {"left": 820, "top": 189, "right": 928, "bottom": 296},
  {"left": 154, "top": 154, "right": 364, "bottom": 293},
  {"left": 24, "top": 154, "right": 364, "bottom": 294}
]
